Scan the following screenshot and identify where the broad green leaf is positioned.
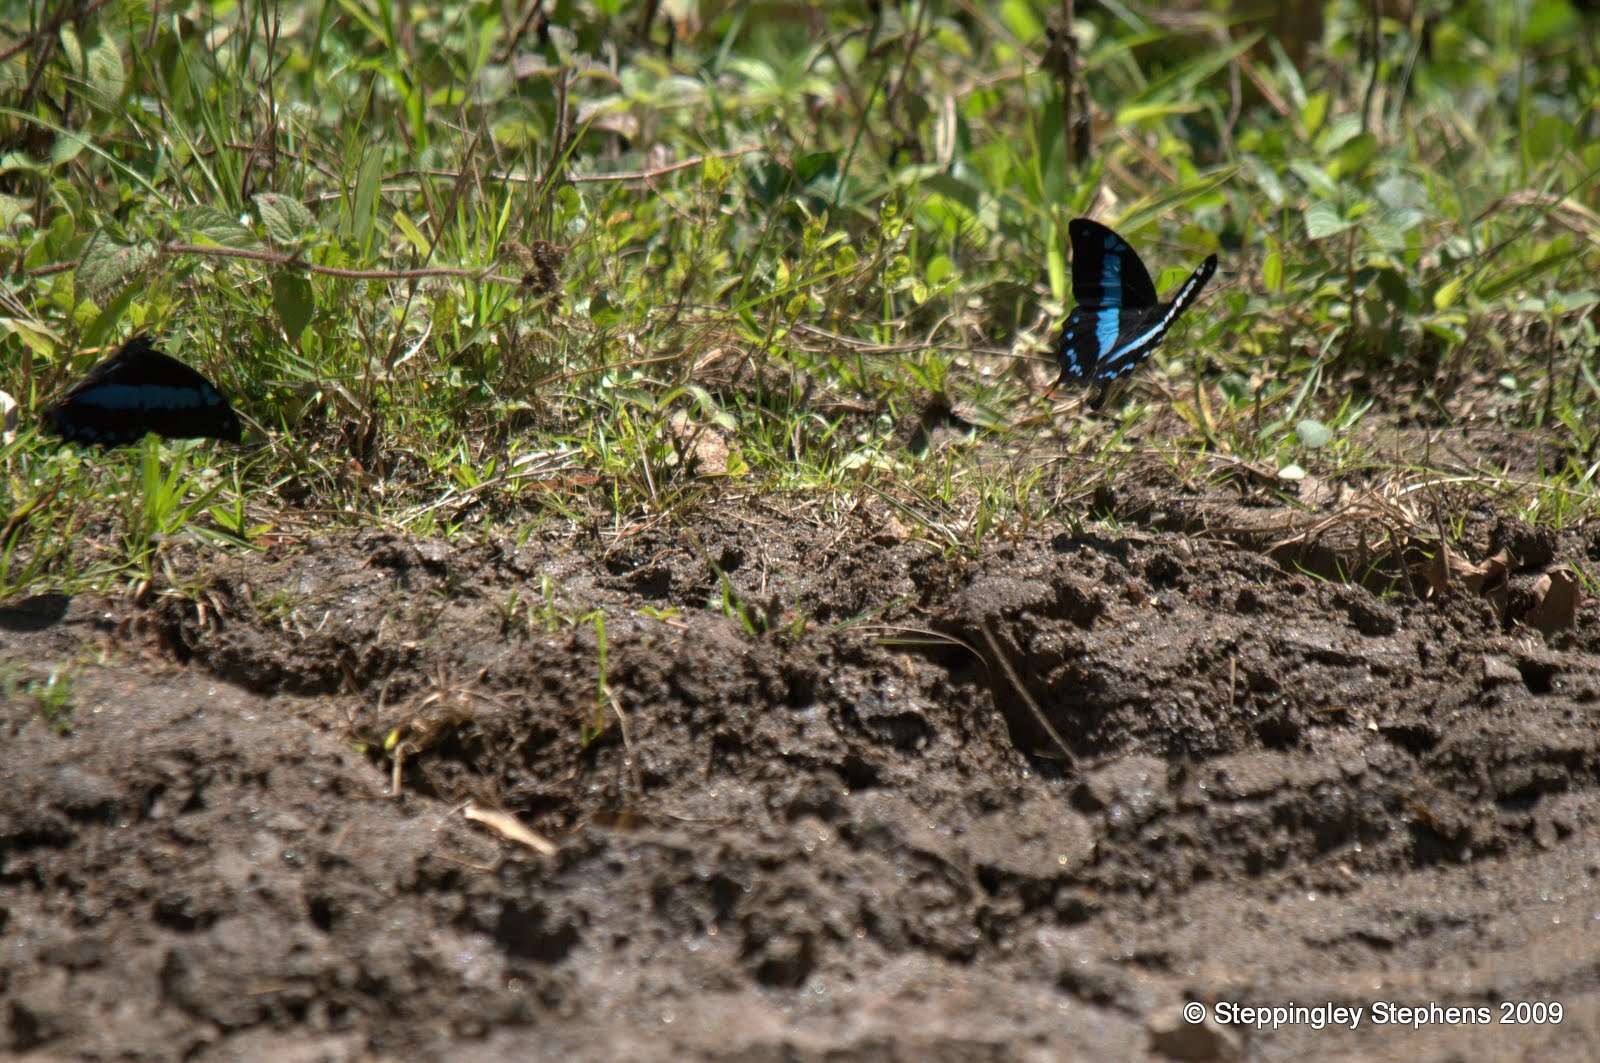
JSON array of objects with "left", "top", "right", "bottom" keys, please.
[
  {"left": 0, "top": 193, "right": 29, "bottom": 228},
  {"left": 1376, "top": 175, "right": 1427, "bottom": 210},
  {"left": 0, "top": 317, "right": 59, "bottom": 358},
  {"left": 1365, "top": 208, "right": 1423, "bottom": 250},
  {"left": 85, "top": 36, "right": 125, "bottom": 110},
  {"left": 51, "top": 132, "right": 89, "bottom": 168},
  {"left": 1288, "top": 160, "right": 1339, "bottom": 200},
  {"left": 58, "top": 26, "right": 83, "bottom": 72},
  {"left": 998, "top": 0, "right": 1044, "bottom": 42},
  {"left": 179, "top": 205, "right": 256, "bottom": 248},
  {"left": 1243, "top": 156, "right": 1286, "bottom": 208},
  {"left": 1303, "top": 201, "right": 1352, "bottom": 239},
  {"left": 1424, "top": 319, "right": 1466, "bottom": 346},
  {"left": 1525, "top": 0, "right": 1578, "bottom": 46},
  {"left": 255, "top": 192, "right": 315, "bottom": 245},
  {"left": 83, "top": 282, "right": 141, "bottom": 348},
  {"left": 272, "top": 272, "right": 315, "bottom": 342},
  {"left": 75, "top": 236, "right": 154, "bottom": 300},
  {"left": 1330, "top": 133, "right": 1377, "bottom": 180},
  {"left": 795, "top": 151, "right": 838, "bottom": 184}
]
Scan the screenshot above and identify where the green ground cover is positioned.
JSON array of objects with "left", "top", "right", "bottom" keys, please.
[{"left": 2, "top": 0, "right": 1598, "bottom": 597}]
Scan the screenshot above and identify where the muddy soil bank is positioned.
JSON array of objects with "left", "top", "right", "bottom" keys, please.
[{"left": 4, "top": 486, "right": 1600, "bottom": 1061}]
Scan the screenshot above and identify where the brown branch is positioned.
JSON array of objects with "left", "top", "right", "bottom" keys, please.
[
  {"left": 392, "top": 147, "right": 760, "bottom": 187},
  {"left": 163, "top": 241, "right": 515, "bottom": 281}
]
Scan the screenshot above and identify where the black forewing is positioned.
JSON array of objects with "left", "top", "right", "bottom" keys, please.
[{"left": 1067, "top": 218, "right": 1159, "bottom": 310}]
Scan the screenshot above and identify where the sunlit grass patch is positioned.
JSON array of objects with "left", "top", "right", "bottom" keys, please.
[{"left": 0, "top": 0, "right": 1596, "bottom": 601}]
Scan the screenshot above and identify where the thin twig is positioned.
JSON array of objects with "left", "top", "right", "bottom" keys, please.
[
  {"left": 978, "top": 622, "right": 1077, "bottom": 770},
  {"left": 495, "top": 0, "right": 546, "bottom": 63}
]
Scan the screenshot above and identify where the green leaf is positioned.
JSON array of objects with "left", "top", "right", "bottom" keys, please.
[
  {"left": 1295, "top": 419, "right": 1332, "bottom": 448},
  {"left": 255, "top": 193, "right": 315, "bottom": 245},
  {"left": 76, "top": 236, "right": 154, "bottom": 301},
  {"left": 1243, "top": 156, "right": 1286, "bottom": 208},
  {"left": 179, "top": 205, "right": 256, "bottom": 248},
  {"left": 1329, "top": 133, "right": 1377, "bottom": 180},
  {"left": 1525, "top": 0, "right": 1578, "bottom": 46},
  {"left": 83, "top": 282, "right": 140, "bottom": 348},
  {"left": 1288, "top": 161, "right": 1339, "bottom": 200},
  {"left": 353, "top": 149, "right": 383, "bottom": 251},
  {"left": 272, "top": 272, "right": 315, "bottom": 342},
  {"left": 51, "top": 132, "right": 89, "bottom": 168},
  {"left": 1303, "top": 202, "right": 1352, "bottom": 240},
  {"left": 58, "top": 26, "right": 84, "bottom": 73},
  {"left": 794, "top": 151, "right": 838, "bottom": 184},
  {"left": 393, "top": 210, "right": 432, "bottom": 255},
  {"left": 1433, "top": 275, "right": 1465, "bottom": 311},
  {"left": 1375, "top": 175, "right": 1427, "bottom": 210},
  {"left": 0, "top": 193, "right": 29, "bottom": 228},
  {"left": 998, "top": 0, "right": 1044, "bottom": 42},
  {"left": 1263, "top": 248, "right": 1284, "bottom": 293},
  {"left": 1424, "top": 319, "right": 1466, "bottom": 346},
  {"left": 1116, "top": 101, "right": 1202, "bottom": 125},
  {"left": 1300, "top": 91, "right": 1328, "bottom": 136},
  {"left": 85, "top": 36, "right": 125, "bottom": 110}
]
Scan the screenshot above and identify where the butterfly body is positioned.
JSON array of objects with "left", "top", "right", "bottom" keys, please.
[
  {"left": 1057, "top": 219, "right": 1217, "bottom": 399},
  {"left": 44, "top": 335, "right": 241, "bottom": 446}
]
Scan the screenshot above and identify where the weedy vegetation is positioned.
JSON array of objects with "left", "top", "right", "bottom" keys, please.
[{"left": 1, "top": 0, "right": 1597, "bottom": 602}]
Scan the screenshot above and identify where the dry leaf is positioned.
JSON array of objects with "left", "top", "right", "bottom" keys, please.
[
  {"left": 669, "top": 412, "right": 732, "bottom": 475},
  {"left": 1525, "top": 568, "right": 1581, "bottom": 635},
  {"left": 1421, "top": 545, "right": 1510, "bottom": 597},
  {"left": 463, "top": 802, "right": 557, "bottom": 856}
]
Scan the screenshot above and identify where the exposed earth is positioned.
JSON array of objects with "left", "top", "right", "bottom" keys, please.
[{"left": 4, "top": 448, "right": 1600, "bottom": 1061}]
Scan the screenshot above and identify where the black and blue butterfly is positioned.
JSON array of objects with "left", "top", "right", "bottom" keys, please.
[
  {"left": 1057, "top": 218, "right": 1217, "bottom": 406},
  {"left": 43, "top": 335, "right": 241, "bottom": 446}
]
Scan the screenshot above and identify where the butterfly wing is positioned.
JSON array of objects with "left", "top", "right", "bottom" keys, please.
[
  {"left": 44, "top": 336, "right": 242, "bottom": 446},
  {"left": 1067, "top": 219, "right": 1159, "bottom": 310},
  {"left": 1057, "top": 305, "right": 1115, "bottom": 384},
  {"left": 1087, "top": 254, "right": 1219, "bottom": 384}
]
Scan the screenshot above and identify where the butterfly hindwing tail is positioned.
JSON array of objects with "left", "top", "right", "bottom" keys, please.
[{"left": 1168, "top": 253, "right": 1218, "bottom": 324}]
